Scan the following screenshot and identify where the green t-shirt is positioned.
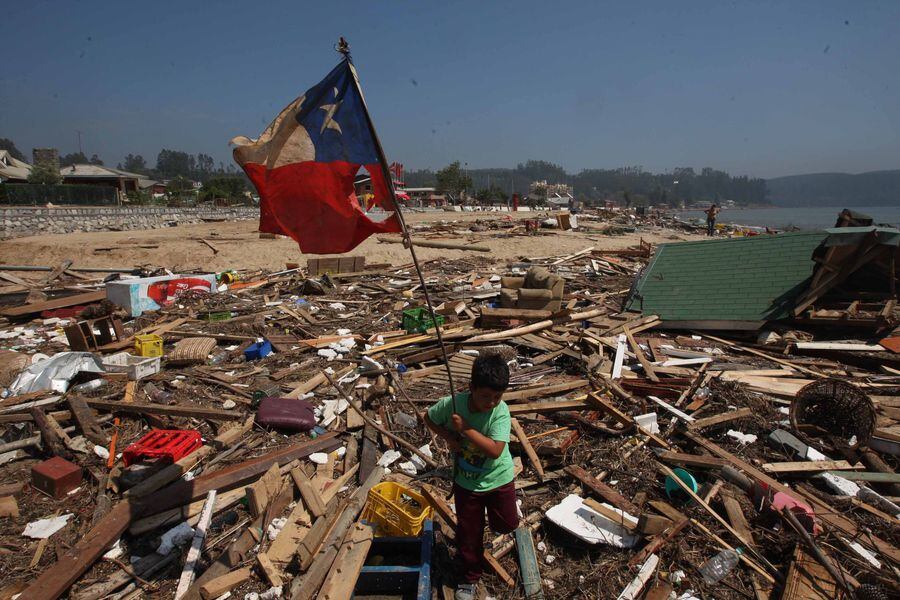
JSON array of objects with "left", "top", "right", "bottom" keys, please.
[{"left": 427, "top": 391, "right": 514, "bottom": 492}]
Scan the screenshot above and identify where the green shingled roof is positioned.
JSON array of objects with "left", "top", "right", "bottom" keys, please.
[{"left": 626, "top": 231, "right": 828, "bottom": 328}]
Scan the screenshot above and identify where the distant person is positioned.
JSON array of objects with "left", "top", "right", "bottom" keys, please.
[{"left": 705, "top": 203, "right": 720, "bottom": 236}]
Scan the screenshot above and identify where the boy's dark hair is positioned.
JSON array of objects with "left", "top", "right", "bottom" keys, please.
[{"left": 470, "top": 353, "right": 510, "bottom": 392}]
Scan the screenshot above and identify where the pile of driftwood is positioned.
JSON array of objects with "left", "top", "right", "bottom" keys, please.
[{"left": 0, "top": 225, "right": 897, "bottom": 600}]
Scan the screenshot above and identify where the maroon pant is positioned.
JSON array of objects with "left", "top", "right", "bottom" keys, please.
[{"left": 453, "top": 481, "right": 519, "bottom": 583}]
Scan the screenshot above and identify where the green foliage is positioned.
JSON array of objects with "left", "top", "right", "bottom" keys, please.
[
  {"left": 27, "top": 162, "right": 62, "bottom": 185},
  {"left": 407, "top": 161, "right": 769, "bottom": 206},
  {"left": 120, "top": 154, "right": 148, "bottom": 174},
  {"left": 153, "top": 149, "right": 239, "bottom": 183},
  {"left": 475, "top": 184, "right": 507, "bottom": 205},
  {"left": 156, "top": 149, "right": 194, "bottom": 178},
  {"left": 201, "top": 176, "right": 247, "bottom": 202},
  {"left": 89, "top": 154, "right": 104, "bottom": 165},
  {"left": 60, "top": 151, "right": 88, "bottom": 167},
  {"left": 0, "top": 138, "right": 26, "bottom": 162},
  {"left": 435, "top": 161, "right": 472, "bottom": 197}
]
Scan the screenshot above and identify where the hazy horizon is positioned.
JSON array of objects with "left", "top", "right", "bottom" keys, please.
[{"left": 2, "top": 1, "right": 898, "bottom": 180}]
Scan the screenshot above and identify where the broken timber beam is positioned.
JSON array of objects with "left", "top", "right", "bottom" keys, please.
[{"left": 22, "top": 433, "right": 340, "bottom": 600}]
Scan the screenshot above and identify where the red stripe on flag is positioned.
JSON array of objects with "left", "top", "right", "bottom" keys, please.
[{"left": 244, "top": 161, "right": 401, "bottom": 254}]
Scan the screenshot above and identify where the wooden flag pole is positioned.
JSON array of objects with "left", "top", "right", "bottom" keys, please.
[{"left": 341, "top": 39, "right": 459, "bottom": 416}]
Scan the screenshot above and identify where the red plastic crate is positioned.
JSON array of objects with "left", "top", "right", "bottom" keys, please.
[{"left": 122, "top": 430, "right": 202, "bottom": 466}]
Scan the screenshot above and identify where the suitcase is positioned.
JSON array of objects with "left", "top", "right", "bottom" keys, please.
[{"left": 257, "top": 397, "right": 316, "bottom": 431}]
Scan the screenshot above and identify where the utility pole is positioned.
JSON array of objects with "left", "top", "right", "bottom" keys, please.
[{"left": 76, "top": 130, "right": 83, "bottom": 155}]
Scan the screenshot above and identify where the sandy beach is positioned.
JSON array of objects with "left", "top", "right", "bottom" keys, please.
[{"left": 0, "top": 210, "right": 704, "bottom": 273}]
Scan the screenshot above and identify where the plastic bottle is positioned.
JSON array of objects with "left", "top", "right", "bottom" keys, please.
[
  {"left": 70, "top": 379, "right": 107, "bottom": 393},
  {"left": 209, "top": 351, "right": 230, "bottom": 365},
  {"left": 144, "top": 382, "right": 174, "bottom": 404},
  {"left": 698, "top": 547, "right": 742, "bottom": 585}
]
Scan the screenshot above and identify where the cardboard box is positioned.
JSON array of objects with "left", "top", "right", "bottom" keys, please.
[{"left": 106, "top": 273, "right": 218, "bottom": 316}]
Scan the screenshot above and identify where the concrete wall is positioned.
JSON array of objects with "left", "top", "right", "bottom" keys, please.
[{"left": 0, "top": 206, "right": 259, "bottom": 239}]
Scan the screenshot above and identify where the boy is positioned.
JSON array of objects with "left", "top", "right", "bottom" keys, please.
[{"left": 424, "top": 354, "right": 518, "bottom": 600}]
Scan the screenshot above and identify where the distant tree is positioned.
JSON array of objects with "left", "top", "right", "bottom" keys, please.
[
  {"left": 28, "top": 163, "right": 62, "bottom": 185},
  {"left": 201, "top": 176, "right": 246, "bottom": 202},
  {"left": 435, "top": 161, "right": 472, "bottom": 198},
  {"left": 60, "top": 151, "right": 88, "bottom": 167},
  {"left": 623, "top": 190, "right": 632, "bottom": 209},
  {"left": 0, "top": 138, "right": 26, "bottom": 162},
  {"left": 155, "top": 149, "right": 193, "bottom": 178},
  {"left": 89, "top": 154, "right": 103, "bottom": 165},
  {"left": 516, "top": 159, "right": 567, "bottom": 183},
  {"left": 475, "top": 184, "right": 507, "bottom": 205},
  {"left": 120, "top": 154, "right": 148, "bottom": 174}
]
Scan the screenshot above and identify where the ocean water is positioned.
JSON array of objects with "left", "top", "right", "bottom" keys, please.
[{"left": 675, "top": 205, "right": 900, "bottom": 231}]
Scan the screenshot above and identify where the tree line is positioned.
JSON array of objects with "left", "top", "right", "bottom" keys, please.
[{"left": 407, "top": 159, "right": 769, "bottom": 206}]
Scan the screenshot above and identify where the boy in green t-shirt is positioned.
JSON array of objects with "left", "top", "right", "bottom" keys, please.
[{"left": 424, "top": 354, "right": 518, "bottom": 600}]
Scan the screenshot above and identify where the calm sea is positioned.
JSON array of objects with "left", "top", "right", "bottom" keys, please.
[{"left": 675, "top": 205, "right": 900, "bottom": 231}]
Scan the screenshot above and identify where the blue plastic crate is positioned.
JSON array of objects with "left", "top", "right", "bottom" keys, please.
[{"left": 244, "top": 339, "right": 272, "bottom": 361}]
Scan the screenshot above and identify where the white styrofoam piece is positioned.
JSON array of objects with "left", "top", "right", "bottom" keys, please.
[{"left": 545, "top": 494, "right": 639, "bottom": 548}]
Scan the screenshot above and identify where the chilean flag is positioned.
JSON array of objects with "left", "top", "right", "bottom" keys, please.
[{"left": 231, "top": 59, "right": 402, "bottom": 254}]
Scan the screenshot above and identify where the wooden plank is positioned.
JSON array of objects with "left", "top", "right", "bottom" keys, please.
[
  {"left": 246, "top": 463, "right": 281, "bottom": 518},
  {"left": 508, "top": 399, "right": 589, "bottom": 415},
  {"left": 85, "top": 399, "right": 241, "bottom": 420},
  {"left": 0, "top": 290, "right": 106, "bottom": 318},
  {"left": 624, "top": 327, "right": 659, "bottom": 382},
  {"left": 583, "top": 497, "right": 638, "bottom": 530},
  {"left": 174, "top": 490, "right": 217, "bottom": 600},
  {"left": 199, "top": 567, "right": 252, "bottom": 600},
  {"left": 317, "top": 522, "right": 374, "bottom": 600},
  {"left": 690, "top": 407, "right": 753, "bottom": 430},
  {"left": 721, "top": 488, "right": 756, "bottom": 548},
  {"left": 511, "top": 418, "right": 544, "bottom": 481},
  {"left": 501, "top": 380, "right": 588, "bottom": 402},
  {"left": 657, "top": 451, "right": 727, "bottom": 470},
  {"left": 565, "top": 465, "right": 639, "bottom": 515},
  {"left": 292, "top": 467, "right": 327, "bottom": 517},
  {"left": 782, "top": 547, "right": 837, "bottom": 600},
  {"left": 761, "top": 460, "right": 864, "bottom": 474},
  {"left": 257, "top": 552, "right": 283, "bottom": 588},
  {"left": 30, "top": 408, "right": 70, "bottom": 458},
  {"left": 290, "top": 469, "right": 385, "bottom": 600},
  {"left": 616, "top": 554, "right": 659, "bottom": 600},
  {"left": 684, "top": 429, "right": 900, "bottom": 564},
  {"left": 265, "top": 499, "right": 313, "bottom": 568},
  {"left": 514, "top": 526, "right": 544, "bottom": 600},
  {"left": 66, "top": 395, "right": 107, "bottom": 446}
]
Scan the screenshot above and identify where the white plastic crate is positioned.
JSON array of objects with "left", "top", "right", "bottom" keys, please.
[{"left": 102, "top": 352, "right": 161, "bottom": 380}]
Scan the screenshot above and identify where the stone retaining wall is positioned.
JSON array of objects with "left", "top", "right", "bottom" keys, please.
[{"left": 0, "top": 206, "right": 259, "bottom": 239}]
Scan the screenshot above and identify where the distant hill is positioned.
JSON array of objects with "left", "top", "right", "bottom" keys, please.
[{"left": 766, "top": 170, "right": 900, "bottom": 207}]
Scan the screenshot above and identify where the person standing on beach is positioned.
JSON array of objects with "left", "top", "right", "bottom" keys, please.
[{"left": 705, "top": 203, "right": 720, "bottom": 236}]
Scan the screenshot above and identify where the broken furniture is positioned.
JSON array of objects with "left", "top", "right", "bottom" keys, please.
[
  {"left": 500, "top": 266, "right": 565, "bottom": 312},
  {"left": 64, "top": 316, "right": 125, "bottom": 351},
  {"left": 167, "top": 336, "right": 218, "bottom": 366}
]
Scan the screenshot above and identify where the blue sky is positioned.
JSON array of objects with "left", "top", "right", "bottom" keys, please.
[{"left": 1, "top": 1, "right": 897, "bottom": 178}]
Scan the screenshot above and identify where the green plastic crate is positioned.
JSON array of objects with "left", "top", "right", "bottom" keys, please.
[{"left": 402, "top": 308, "right": 445, "bottom": 334}]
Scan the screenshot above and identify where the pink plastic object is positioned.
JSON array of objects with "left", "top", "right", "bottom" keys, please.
[{"left": 122, "top": 430, "right": 202, "bottom": 466}]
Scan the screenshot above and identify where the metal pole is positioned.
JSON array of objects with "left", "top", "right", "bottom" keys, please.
[{"left": 341, "top": 44, "right": 458, "bottom": 415}]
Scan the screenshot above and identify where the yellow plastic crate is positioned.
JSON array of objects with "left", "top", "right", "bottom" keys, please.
[
  {"left": 361, "top": 482, "right": 433, "bottom": 537},
  {"left": 134, "top": 334, "right": 163, "bottom": 357}
]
